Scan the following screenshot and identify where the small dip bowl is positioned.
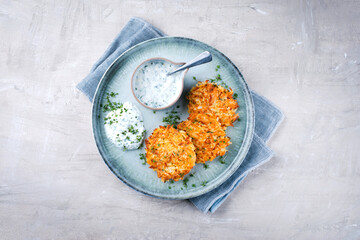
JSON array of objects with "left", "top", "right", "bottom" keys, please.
[{"left": 131, "top": 58, "right": 189, "bottom": 110}]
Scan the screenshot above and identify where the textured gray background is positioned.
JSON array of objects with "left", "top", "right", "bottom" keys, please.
[{"left": 1, "top": 0, "right": 359, "bottom": 239}]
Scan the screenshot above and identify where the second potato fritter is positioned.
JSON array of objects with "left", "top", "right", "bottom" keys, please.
[{"left": 177, "top": 112, "right": 231, "bottom": 163}]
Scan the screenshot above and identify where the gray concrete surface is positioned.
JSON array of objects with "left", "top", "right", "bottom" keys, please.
[{"left": 1, "top": 0, "right": 359, "bottom": 239}]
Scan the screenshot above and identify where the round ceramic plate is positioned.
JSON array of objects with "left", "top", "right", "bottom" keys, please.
[{"left": 92, "top": 37, "right": 254, "bottom": 199}]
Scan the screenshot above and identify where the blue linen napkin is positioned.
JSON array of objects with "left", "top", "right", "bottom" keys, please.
[{"left": 77, "top": 17, "right": 284, "bottom": 213}]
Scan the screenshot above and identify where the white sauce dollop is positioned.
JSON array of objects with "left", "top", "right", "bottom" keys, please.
[
  {"left": 104, "top": 102, "right": 145, "bottom": 150},
  {"left": 133, "top": 60, "right": 183, "bottom": 109}
]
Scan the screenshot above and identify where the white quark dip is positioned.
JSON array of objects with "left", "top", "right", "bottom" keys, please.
[
  {"left": 133, "top": 60, "right": 183, "bottom": 109},
  {"left": 104, "top": 102, "right": 145, "bottom": 150}
]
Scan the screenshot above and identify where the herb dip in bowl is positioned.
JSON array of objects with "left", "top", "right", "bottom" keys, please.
[{"left": 131, "top": 58, "right": 188, "bottom": 110}]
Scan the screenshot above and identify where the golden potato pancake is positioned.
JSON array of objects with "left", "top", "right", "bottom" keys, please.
[
  {"left": 188, "top": 80, "right": 239, "bottom": 128},
  {"left": 177, "top": 113, "right": 231, "bottom": 163},
  {"left": 145, "top": 125, "right": 196, "bottom": 182}
]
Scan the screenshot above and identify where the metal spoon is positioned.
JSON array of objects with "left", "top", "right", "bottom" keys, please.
[{"left": 167, "top": 51, "right": 212, "bottom": 76}]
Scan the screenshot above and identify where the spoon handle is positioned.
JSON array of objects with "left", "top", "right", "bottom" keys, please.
[{"left": 167, "top": 51, "right": 212, "bottom": 75}]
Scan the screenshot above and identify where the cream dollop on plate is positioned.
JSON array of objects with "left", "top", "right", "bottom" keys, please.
[{"left": 104, "top": 102, "right": 145, "bottom": 150}]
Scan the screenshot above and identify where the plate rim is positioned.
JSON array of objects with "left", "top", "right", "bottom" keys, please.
[{"left": 91, "top": 36, "right": 255, "bottom": 200}]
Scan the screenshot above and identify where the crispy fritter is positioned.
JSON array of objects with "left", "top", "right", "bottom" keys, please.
[
  {"left": 187, "top": 80, "right": 239, "bottom": 128},
  {"left": 145, "top": 125, "right": 196, "bottom": 182},
  {"left": 177, "top": 113, "right": 231, "bottom": 163}
]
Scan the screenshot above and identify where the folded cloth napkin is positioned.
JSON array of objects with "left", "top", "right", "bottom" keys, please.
[{"left": 77, "top": 17, "right": 284, "bottom": 213}]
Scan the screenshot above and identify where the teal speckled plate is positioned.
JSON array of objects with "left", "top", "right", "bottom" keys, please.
[{"left": 92, "top": 37, "right": 254, "bottom": 199}]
